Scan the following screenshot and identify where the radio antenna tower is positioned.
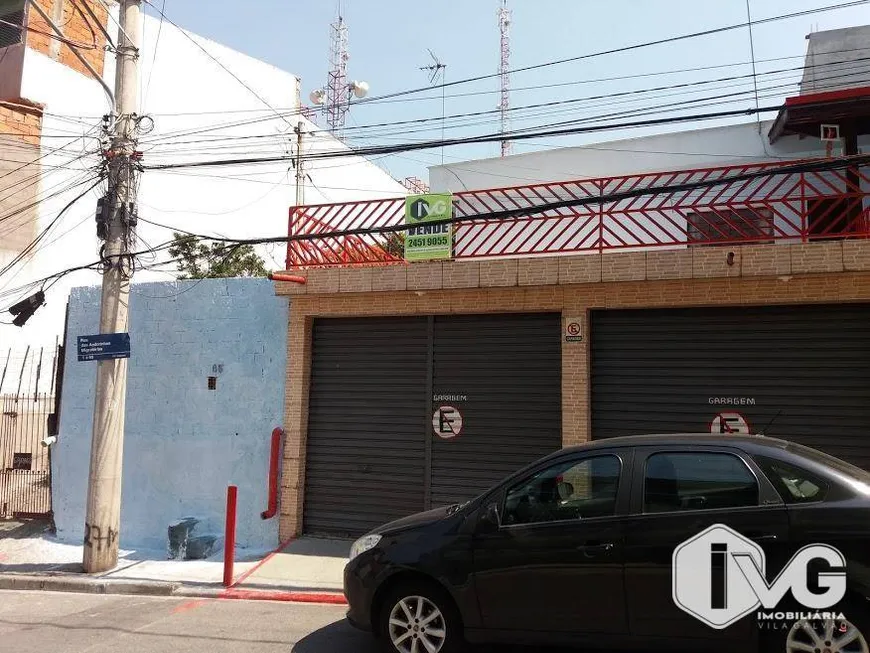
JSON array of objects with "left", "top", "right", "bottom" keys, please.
[
  {"left": 498, "top": 0, "right": 512, "bottom": 157},
  {"left": 326, "top": 3, "right": 349, "bottom": 137}
]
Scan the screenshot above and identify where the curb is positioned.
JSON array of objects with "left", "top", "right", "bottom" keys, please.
[
  {"left": 0, "top": 573, "right": 348, "bottom": 605},
  {"left": 219, "top": 588, "right": 347, "bottom": 605},
  {"left": 0, "top": 573, "right": 179, "bottom": 596}
]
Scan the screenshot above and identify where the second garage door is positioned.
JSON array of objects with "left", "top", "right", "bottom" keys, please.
[
  {"left": 304, "top": 313, "right": 562, "bottom": 537},
  {"left": 591, "top": 303, "right": 870, "bottom": 469}
]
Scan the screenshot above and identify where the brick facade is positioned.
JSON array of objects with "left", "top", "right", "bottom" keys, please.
[
  {"left": 27, "top": 0, "right": 109, "bottom": 78},
  {"left": 0, "top": 101, "right": 42, "bottom": 258},
  {"left": 274, "top": 241, "right": 870, "bottom": 539},
  {"left": 0, "top": 101, "right": 42, "bottom": 146}
]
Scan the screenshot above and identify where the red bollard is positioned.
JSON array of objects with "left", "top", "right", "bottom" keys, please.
[
  {"left": 261, "top": 427, "right": 283, "bottom": 520},
  {"left": 223, "top": 485, "right": 238, "bottom": 587}
]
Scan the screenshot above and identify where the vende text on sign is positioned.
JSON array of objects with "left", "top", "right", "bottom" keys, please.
[{"left": 404, "top": 193, "right": 453, "bottom": 262}]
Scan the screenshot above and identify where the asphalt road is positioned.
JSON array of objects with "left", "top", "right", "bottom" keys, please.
[
  {"left": 0, "top": 590, "right": 635, "bottom": 653},
  {"left": 0, "top": 591, "right": 373, "bottom": 653}
]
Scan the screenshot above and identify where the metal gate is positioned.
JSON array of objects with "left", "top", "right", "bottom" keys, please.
[
  {"left": 590, "top": 304, "right": 870, "bottom": 469},
  {"left": 304, "top": 313, "right": 563, "bottom": 537},
  {"left": 0, "top": 394, "right": 53, "bottom": 518},
  {"left": 0, "top": 345, "right": 61, "bottom": 519}
]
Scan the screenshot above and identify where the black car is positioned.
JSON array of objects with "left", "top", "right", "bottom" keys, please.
[{"left": 343, "top": 434, "right": 870, "bottom": 653}]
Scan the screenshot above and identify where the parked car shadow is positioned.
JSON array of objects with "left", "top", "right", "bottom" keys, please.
[
  {"left": 291, "top": 619, "right": 379, "bottom": 653},
  {"left": 291, "top": 619, "right": 621, "bottom": 653}
]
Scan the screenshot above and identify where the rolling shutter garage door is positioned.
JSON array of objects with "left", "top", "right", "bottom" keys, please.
[
  {"left": 305, "top": 313, "right": 563, "bottom": 537},
  {"left": 591, "top": 304, "right": 870, "bottom": 469},
  {"left": 431, "top": 313, "right": 562, "bottom": 507},
  {"left": 304, "top": 317, "right": 428, "bottom": 537}
]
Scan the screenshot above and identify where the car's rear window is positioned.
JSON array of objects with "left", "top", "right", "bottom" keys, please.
[{"left": 754, "top": 455, "right": 827, "bottom": 504}]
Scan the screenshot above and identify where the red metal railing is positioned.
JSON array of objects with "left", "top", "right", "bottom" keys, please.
[{"left": 286, "top": 159, "right": 870, "bottom": 268}]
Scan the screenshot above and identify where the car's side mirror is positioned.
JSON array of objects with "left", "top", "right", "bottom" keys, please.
[{"left": 477, "top": 501, "right": 501, "bottom": 534}]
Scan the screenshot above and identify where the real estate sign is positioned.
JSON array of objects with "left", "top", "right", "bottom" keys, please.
[{"left": 404, "top": 193, "right": 453, "bottom": 261}]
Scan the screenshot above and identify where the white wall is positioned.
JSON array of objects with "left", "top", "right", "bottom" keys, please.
[
  {"left": 54, "top": 277, "right": 287, "bottom": 553},
  {"left": 429, "top": 121, "right": 867, "bottom": 193},
  {"left": 0, "top": 12, "right": 404, "bottom": 353},
  {"left": 801, "top": 26, "right": 870, "bottom": 94}
]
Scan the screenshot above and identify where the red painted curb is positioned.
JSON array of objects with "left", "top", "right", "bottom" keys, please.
[
  {"left": 219, "top": 588, "right": 347, "bottom": 605},
  {"left": 228, "top": 536, "right": 296, "bottom": 589}
]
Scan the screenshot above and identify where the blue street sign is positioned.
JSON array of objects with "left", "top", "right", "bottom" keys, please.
[{"left": 77, "top": 333, "right": 131, "bottom": 362}]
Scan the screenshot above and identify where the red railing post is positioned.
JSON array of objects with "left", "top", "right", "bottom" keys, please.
[
  {"left": 223, "top": 485, "right": 238, "bottom": 587},
  {"left": 261, "top": 427, "right": 283, "bottom": 520},
  {"left": 800, "top": 172, "right": 808, "bottom": 243},
  {"left": 288, "top": 207, "right": 301, "bottom": 270}
]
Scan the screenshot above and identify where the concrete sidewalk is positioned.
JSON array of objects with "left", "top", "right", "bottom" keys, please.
[
  {"left": 0, "top": 520, "right": 348, "bottom": 604},
  {"left": 232, "top": 537, "right": 350, "bottom": 593}
]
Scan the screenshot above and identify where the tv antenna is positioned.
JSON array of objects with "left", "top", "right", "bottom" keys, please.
[
  {"left": 420, "top": 48, "right": 446, "bottom": 84},
  {"left": 420, "top": 49, "right": 448, "bottom": 164}
]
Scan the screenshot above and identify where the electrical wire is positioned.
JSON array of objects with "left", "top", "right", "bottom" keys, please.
[
  {"left": 142, "top": 60, "right": 870, "bottom": 169},
  {"left": 0, "top": 121, "right": 103, "bottom": 184},
  {"left": 7, "top": 152, "right": 868, "bottom": 310},
  {"left": 56, "top": 42, "right": 870, "bottom": 121},
  {"left": 127, "top": 153, "right": 870, "bottom": 247},
  {"left": 0, "top": 177, "right": 104, "bottom": 288},
  {"left": 141, "top": 102, "right": 809, "bottom": 172},
  {"left": 69, "top": 0, "right": 100, "bottom": 51},
  {"left": 0, "top": 164, "right": 102, "bottom": 233},
  {"left": 345, "top": 0, "right": 870, "bottom": 108},
  {"left": 141, "top": 0, "right": 293, "bottom": 128},
  {"left": 137, "top": 54, "right": 870, "bottom": 153},
  {"left": 339, "top": 64, "right": 870, "bottom": 142},
  {"left": 0, "top": 17, "right": 98, "bottom": 50},
  {"left": 142, "top": 0, "right": 166, "bottom": 109}
]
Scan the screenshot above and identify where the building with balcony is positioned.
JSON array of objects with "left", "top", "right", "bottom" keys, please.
[{"left": 270, "top": 26, "right": 870, "bottom": 539}]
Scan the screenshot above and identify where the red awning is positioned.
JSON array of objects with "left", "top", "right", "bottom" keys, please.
[{"left": 769, "top": 86, "right": 870, "bottom": 143}]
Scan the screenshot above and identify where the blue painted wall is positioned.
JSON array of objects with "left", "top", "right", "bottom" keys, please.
[{"left": 54, "top": 278, "right": 288, "bottom": 553}]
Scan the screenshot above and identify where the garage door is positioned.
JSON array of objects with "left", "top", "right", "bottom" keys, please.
[
  {"left": 431, "top": 313, "right": 562, "bottom": 507},
  {"left": 304, "top": 317, "right": 428, "bottom": 537},
  {"left": 305, "top": 313, "right": 562, "bottom": 537},
  {"left": 591, "top": 304, "right": 870, "bottom": 469}
]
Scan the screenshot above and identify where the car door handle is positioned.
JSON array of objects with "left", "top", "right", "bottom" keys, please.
[
  {"left": 578, "top": 542, "right": 614, "bottom": 557},
  {"left": 747, "top": 532, "right": 778, "bottom": 543}
]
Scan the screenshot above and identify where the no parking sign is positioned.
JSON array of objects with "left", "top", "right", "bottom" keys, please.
[
  {"left": 433, "top": 405, "right": 463, "bottom": 439},
  {"left": 710, "top": 412, "right": 751, "bottom": 435},
  {"left": 565, "top": 318, "right": 583, "bottom": 342}
]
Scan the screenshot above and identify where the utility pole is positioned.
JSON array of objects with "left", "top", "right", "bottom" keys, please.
[
  {"left": 83, "top": 0, "right": 141, "bottom": 573},
  {"left": 294, "top": 120, "right": 304, "bottom": 208}
]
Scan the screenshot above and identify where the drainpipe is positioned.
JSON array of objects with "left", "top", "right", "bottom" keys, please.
[
  {"left": 268, "top": 273, "right": 306, "bottom": 284},
  {"left": 261, "top": 427, "right": 283, "bottom": 520}
]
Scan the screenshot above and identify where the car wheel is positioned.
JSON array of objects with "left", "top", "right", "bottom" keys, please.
[
  {"left": 777, "top": 610, "right": 870, "bottom": 653},
  {"left": 378, "top": 583, "right": 461, "bottom": 653}
]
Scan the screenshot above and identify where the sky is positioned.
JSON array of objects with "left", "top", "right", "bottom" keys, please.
[{"left": 148, "top": 0, "right": 870, "bottom": 183}]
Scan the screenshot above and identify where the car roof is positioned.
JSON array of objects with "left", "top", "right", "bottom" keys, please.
[{"left": 562, "top": 433, "right": 791, "bottom": 454}]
